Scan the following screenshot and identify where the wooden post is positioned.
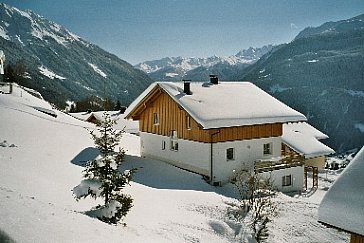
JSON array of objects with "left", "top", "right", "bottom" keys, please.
[
  {"left": 313, "top": 167, "right": 318, "bottom": 188},
  {"left": 304, "top": 166, "right": 308, "bottom": 191}
]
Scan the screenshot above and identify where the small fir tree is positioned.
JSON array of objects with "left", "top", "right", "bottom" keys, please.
[{"left": 73, "top": 112, "right": 136, "bottom": 224}]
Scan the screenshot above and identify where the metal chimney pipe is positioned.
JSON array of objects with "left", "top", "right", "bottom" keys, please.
[
  {"left": 183, "top": 79, "right": 192, "bottom": 95},
  {"left": 209, "top": 75, "right": 218, "bottom": 84}
]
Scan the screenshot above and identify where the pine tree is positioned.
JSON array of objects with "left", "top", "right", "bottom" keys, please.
[
  {"left": 115, "top": 100, "right": 122, "bottom": 111},
  {"left": 73, "top": 112, "right": 136, "bottom": 224}
]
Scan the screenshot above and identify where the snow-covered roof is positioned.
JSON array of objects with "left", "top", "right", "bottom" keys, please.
[
  {"left": 318, "top": 146, "right": 364, "bottom": 236},
  {"left": 282, "top": 122, "right": 334, "bottom": 158},
  {"left": 69, "top": 111, "right": 94, "bottom": 121},
  {"left": 70, "top": 111, "right": 118, "bottom": 122},
  {"left": 69, "top": 111, "right": 138, "bottom": 133},
  {"left": 125, "top": 82, "right": 307, "bottom": 129},
  {"left": 284, "top": 122, "right": 328, "bottom": 140}
]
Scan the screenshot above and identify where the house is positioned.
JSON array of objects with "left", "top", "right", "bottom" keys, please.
[
  {"left": 318, "top": 146, "right": 364, "bottom": 243},
  {"left": 281, "top": 122, "right": 334, "bottom": 189},
  {"left": 70, "top": 110, "right": 139, "bottom": 134},
  {"left": 125, "top": 76, "right": 333, "bottom": 190}
]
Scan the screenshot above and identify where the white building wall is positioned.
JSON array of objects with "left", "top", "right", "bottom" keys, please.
[
  {"left": 260, "top": 166, "right": 304, "bottom": 192},
  {"left": 140, "top": 132, "right": 303, "bottom": 191},
  {"left": 212, "top": 137, "right": 282, "bottom": 183},
  {"left": 140, "top": 132, "right": 210, "bottom": 176}
]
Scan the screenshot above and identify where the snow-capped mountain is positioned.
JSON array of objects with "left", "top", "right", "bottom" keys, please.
[
  {"left": 135, "top": 45, "right": 273, "bottom": 81},
  {"left": 238, "top": 14, "right": 364, "bottom": 152},
  {"left": 0, "top": 3, "right": 153, "bottom": 108}
]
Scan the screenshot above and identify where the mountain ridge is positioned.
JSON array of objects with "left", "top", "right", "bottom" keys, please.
[
  {"left": 237, "top": 13, "right": 364, "bottom": 152},
  {"left": 0, "top": 3, "right": 154, "bottom": 108},
  {"left": 135, "top": 45, "right": 273, "bottom": 81}
]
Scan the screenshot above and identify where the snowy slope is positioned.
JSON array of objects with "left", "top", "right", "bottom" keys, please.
[{"left": 0, "top": 84, "right": 347, "bottom": 242}]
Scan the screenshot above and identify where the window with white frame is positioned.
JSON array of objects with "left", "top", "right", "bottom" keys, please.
[
  {"left": 263, "top": 143, "right": 272, "bottom": 155},
  {"left": 170, "top": 130, "right": 178, "bottom": 151},
  {"left": 226, "top": 147, "right": 235, "bottom": 161},
  {"left": 162, "top": 141, "right": 166, "bottom": 150},
  {"left": 186, "top": 115, "right": 191, "bottom": 130},
  {"left": 282, "top": 175, "right": 292, "bottom": 187},
  {"left": 153, "top": 113, "right": 159, "bottom": 125}
]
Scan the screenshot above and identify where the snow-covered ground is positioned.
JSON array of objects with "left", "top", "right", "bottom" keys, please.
[{"left": 0, "top": 84, "right": 349, "bottom": 242}]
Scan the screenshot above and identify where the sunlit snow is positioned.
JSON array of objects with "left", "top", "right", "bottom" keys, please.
[
  {"left": 0, "top": 25, "right": 10, "bottom": 40},
  {"left": 0, "top": 84, "right": 350, "bottom": 243},
  {"left": 354, "top": 123, "right": 364, "bottom": 133},
  {"left": 38, "top": 66, "right": 66, "bottom": 80},
  {"left": 88, "top": 63, "right": 107, "bottom": 78}
]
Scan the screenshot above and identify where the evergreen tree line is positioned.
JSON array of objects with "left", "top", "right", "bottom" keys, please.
[
  {"left": 2, "top": 61, "right": 124, "bottom": 113},
  {"left": 69, "top": 96, "right": 124, "bottom": 113},
  {"left": 2, "top": 60, "right": 28, "bottom": 86}
]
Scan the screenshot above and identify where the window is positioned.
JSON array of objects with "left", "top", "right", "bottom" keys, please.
[
  {"left": 282, "top": 175, "right": 292, "bottom": 187},
  {"left": 153, "top": 113, "right": 159, "bottom": 125},
  {"left": 186, "top": 115, "right": 191, "bottom": 130},
  {"left": 263, "top": 143, "right": 272, "bottom": 155},
  {"left": 162, "top": 141, "right": 166, "bottom": 150},
  {"left": 170, "top": 130, "right": 178, "bottom": 151},
  {"left": 226, "top": 148, "right": 235, "bottom": 161}
]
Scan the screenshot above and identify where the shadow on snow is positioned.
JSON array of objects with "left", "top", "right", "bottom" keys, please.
[
  {"left": 121, "top": 155, "right": 238, "bottom": 199},
  {"left": 71, "top": 147, "right": 100, "bottom": 167},
  {"left": 70, "top": 149, "right": 237, "bottom": 199}
]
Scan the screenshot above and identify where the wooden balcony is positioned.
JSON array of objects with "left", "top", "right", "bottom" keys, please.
[{"left": 254, "top": 153, "right": 304, "bottom": 173}]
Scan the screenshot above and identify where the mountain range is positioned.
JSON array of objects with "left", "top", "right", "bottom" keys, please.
[
  {"left": 238, "top": 14, "right": 364, "bottom": 152},
  {"left": 0, "top": 3, "right": 154, "bottom": 108},
  {"left": 1, "top": 3, "right": 362, "bottom": 152},
  {"left": 136, "top": 14, "right": 364, "bottom": 153},
  {"left": 134, "top": 45, "right": 273, "bottom": 81}
]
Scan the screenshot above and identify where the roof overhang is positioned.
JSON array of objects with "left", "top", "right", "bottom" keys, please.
[
  {"left": 282, "top": 122, "right": 334, "bottom": 158},
  {"left": 125, "top": 84, "right": 162, "bottom": 120}
]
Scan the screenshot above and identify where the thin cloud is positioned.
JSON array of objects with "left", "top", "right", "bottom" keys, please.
[{"left": 290, "top": 23, "right": 298, "bottom": 29}]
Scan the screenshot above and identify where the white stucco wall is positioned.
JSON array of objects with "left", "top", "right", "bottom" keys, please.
[
  {"left": 212, "top": 137, "right": 282, "bottom": 183},
  {"left": 140, "top": 132, "right": 295, "bottom": 185},
  {"left": 260, "top": 166, "right": 304, "bottom": 192},
  {"left": 140, "top": 132, "right": 210, "bottom": 176}
]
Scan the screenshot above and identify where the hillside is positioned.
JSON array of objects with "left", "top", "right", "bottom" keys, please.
[
  {"left": 237, "top": 14, "right": 364, "bottom": 152},
  {"left": 135, "top": 46, "right": 273, "bottom": 81},
  {"left": 0, "top": 3, "right": 154, "bottom": 108},
  {"left": 0, "top": 83, "right": 349, "bottom": 242}
]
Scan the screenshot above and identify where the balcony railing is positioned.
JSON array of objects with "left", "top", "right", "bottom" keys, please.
[{"left": 254, "top": 154, "right": 304, "bottom": 173}]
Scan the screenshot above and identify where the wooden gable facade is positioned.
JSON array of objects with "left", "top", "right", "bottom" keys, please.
[{"left": 126, "top": 85, "right": 283, "bottom": 143}]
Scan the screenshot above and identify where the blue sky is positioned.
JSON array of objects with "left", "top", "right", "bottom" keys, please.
[{"left": 3, "top": 0, "right": 364, "bottom": 64}]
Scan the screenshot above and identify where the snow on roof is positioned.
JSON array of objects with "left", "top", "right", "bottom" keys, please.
[
  {"left": 69, "top": 111, "right": 138, "bottom": 133},
  {"left": 284, "top": 122, "right": 328, "bottom": 140},
  {"left": 69, "top": 111, "right": 93, "bottom": 121},
  {"left": 282, "top": 122, "right": 334, "bottom": 158},
  {"left": 318, "top": 146, "right": 364, "bottom": 236},
  {"left": 125, "top": 82, "right": 307, "bottom": 129}
]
